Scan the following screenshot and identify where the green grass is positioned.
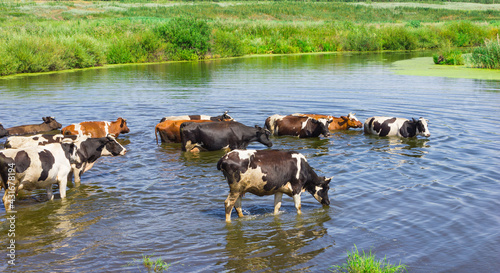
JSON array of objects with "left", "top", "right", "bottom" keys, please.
[
  {"left": 467, "top": 35, "right": 500, "bottom": 68},
  {"left": 125, "top": 254, "right": 170, "bottom": 273},
  {"left": 1, "top": 1, "right": 499, "bottom": 77},
  {"left": 330, "top": 245, "right": 407, "bottom": 273}
]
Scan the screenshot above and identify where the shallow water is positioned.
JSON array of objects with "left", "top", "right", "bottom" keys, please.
[{"left": 1, "top": 52, "right": 499, "bottom": 272}]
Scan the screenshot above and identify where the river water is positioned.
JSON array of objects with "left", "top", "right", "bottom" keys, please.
[{"left": 0, "top": 52, "right": 499, "bottom": 272}]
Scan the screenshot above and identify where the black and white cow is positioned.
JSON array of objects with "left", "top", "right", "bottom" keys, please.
[
  {"left": 217, "top": 149, "right": 332, "bottom": 222},
  {"left": 4, "top": 134, "right": 80, "bottom": 149},
  {"left": 159, "top": 111, "right": 234, "bottom": 123},
  {"left": 0, "top": 135, "right": 126, "bottom": 211},
  {"left": 364, "top": 116, "right": 430, "bottom": 138},
  {"left": 180, "top": 121, "right": 272, "bottom": 152},
  {"left": 0, "top": 123, "right": 8, "bottom": 138},
  {"left": 265, "top": 114, "right": 332, "bottom": 138}
]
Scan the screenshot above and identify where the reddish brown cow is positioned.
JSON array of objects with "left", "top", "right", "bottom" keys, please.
[
  {"left": 6, "top": 117, "right": 62, "bottom": 136},
  {"left": 293, "top": 113, "right": 362, "bottom": 130},
  {"left": 61, "top": 117, "right": 130, "bottom": 138},
  {"left": 155, "top": 119, "right": 213, "bottom": 144}
]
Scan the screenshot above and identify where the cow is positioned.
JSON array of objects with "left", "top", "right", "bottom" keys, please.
[
  {"left": 0, "top": 123, "right": 7, "bottom": 138},
  {"left": 364, "top": 116, "right": 430, "bottom": 138},
  {"left": 264, "top": 115, "right": 332, "bottom": 138},
  {"left": 61, "top": 117, "right": 130, "bottom": 138},
  {"left": 0, "top": 135, "right": 126, "bottom": 211},
  {"left": 217, "top": 149, "right": 332, "bottom": 222},
  {"left": 159, "top": 111, "right": 233, "bottom": 123},
  {"left": 5, "top": 134, "right": 80, "bottom": 149},
  {"left": 5, "top": 117, "right": 62, "bottom": 136},
  {"left": 155, "top": 119, "right": 213, "bottom": 144},
  {"left": 293, "top": 113, "right": 362, "bottom": 130},
  {"left": 180, "top": 121, "right": 272, "bottom": 152}
]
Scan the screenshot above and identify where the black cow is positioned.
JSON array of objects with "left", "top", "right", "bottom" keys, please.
[
  {"left": 217, "top": 149, "right": 332, "bottom": 222},
  {"left": 0, "top": 135, "right": 126, "bottom": 211},
  {"left": 0, "top": 123, "right": 7, "bottom": 138},
  {"left": 6, "top": 117, "right": 62, "bottom": 136},
  {"left": 265, "top": 114, "right": 332, "bottom": 138},
  {"left": 180, "top": 121, "right": 272, "bottom": 152},
  {"left": 364, "top": 116, "right": 430, "bottom": 138}
]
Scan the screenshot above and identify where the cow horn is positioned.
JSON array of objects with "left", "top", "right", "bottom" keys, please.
[
  {"left": 107, "top": 134, "right": 116, "bottom": 139},
  {"left": 224, "top": 110, "right": 229, "bottom": 114}
]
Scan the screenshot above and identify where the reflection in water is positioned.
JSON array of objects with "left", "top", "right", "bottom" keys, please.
[
  {"left": 366, "top": 135, "right": 430, "bottom": 158},
  {"left": 223, "top": 211, "right": 332, "bottom": 272}
]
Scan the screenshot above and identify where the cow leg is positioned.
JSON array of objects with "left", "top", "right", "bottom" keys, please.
[
  {"left": 293, "top": 194, "right": 302, "bottom": 214},
  {"left": 225, "top": 192, "right": 240, "bottom": 222},
  {"left": 2, "top": 190, "right": 12, "bottom": 212},
  {"left": 46, "top": 186, "right": 54, "bottom": 201},
  {"left": 59, "top": 179, "right": 67, "bottom": 199},
  {"left": 274, "top": 192, "right": 283, "bottom": 214},
  {"left": 234, "top": 196, "right": 244, "bottom": 218},
  {"left": 73, "top": 168, "right": 81, "bottom": 187}
]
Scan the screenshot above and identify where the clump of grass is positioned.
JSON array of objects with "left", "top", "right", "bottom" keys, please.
[
  {"left": 126, "top": 254, "right": 170, "bottom": 273},
  {"left": 330, "top": 245, "right": 407, "bottom": 273},
  {"left": 466, "top": 35, "right": 500, "bottom": 69},
  {"left": 433, "top": 49, "right": 464, "bottom": 65}
]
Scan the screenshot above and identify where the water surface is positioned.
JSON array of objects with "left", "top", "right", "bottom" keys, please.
[{"left": 1, "top": 52, "right": 499, "bottom": 272}]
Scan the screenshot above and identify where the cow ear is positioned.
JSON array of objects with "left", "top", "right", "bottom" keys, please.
[
  {"left": 42, "top": 117, "right": 47, "bottom": 122},
  {"left": 412, "top": 118, "right": 417, "bottom": 123},
  {"left": 328, "top": 118, "right": 333, "bottom": 124},
  {"left": 325, "top": 176, "right": 333, "bottom": 184}
]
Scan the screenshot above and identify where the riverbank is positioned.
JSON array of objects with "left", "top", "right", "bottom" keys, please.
[{"left": 1, "top": 1, "right": 499, "bottom": 77}]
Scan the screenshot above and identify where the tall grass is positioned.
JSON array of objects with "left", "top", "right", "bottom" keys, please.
[
  {"left": 330, "top": 245, "right": 407, "bottom": 273},
  {"left": 1, "top": 2, "right": 499, "bottom": 76},
  {"left": 467, "top": 35, "right": 500, "bottom": 68}
]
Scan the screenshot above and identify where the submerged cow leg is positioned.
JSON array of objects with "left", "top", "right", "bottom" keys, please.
[
  {"left": 274, "top": 192, "right": 283, "bottom": 214},
  {"left": 46, "top": 186, "right": 54, "bottom": 201},
  {"left": 293, "top": 194, "right": 302, "bottom": 214},
  {"left": 2, "top": 190, "right": 12, "bottom": 211},
  {"left": 234, "top": 196, "right": 244, "bottom": 218},
  {"left": 225, "top": 192, "right": 240, "bottom": 222}
]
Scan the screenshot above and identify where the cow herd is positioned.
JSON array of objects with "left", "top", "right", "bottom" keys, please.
[{"left": 0, "top": 112, "right": 430, "bottom": 222}]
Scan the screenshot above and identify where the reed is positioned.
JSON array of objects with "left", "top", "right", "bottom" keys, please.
[{"left": 467, "top": 35, "right": 500, "bottom": 68}]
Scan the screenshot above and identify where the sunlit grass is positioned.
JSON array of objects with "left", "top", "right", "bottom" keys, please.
[{"left": 330, "top": 245, "right": 407, "bottom": 273}]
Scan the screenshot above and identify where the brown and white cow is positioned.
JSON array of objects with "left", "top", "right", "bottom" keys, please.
[
  {"left": 265, "top": 115, "right": 332, "bottom": 138},
  {"left": 61, "top": 117, "right": 130, "bottom": 138},
  {"left": 217, "top": 149, "right": 332, "bottom": 222},
  {"left": 155, "top": 119, "right": 213, "bottom": 144},
  {"left": 159, "top": 111, "right": 233, "bottom": 123},
  {"left": 5, "top": 117, "right": 62, "bottom": 136},
  {"left": 293, "top": 113, "right": 362, "bottom": 130}
]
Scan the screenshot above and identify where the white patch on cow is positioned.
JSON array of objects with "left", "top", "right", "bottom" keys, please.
[
  {"left": 301, "top": 118, "right": 311, "bottom": 130},
  {"left": 313, "top": 186, "right": 323, "bottom": 203},
  {"left": 74, "top": 123, "right": 83, "bottom": 135},
  {"left": 348, "top": 112, "right": 359, "bottom": 122},
  {"left": 291, "top": 153, "right": 306, "bottom": 180},
  {"left": 317, "top": 118, "right": 329, "bottom": 127},
  {"left": 235, "top": 149, "right": 256, "bottom": 161},
  {"left": 104, "top": 121, "right": 110, "bottom": 136},
  {"left": 267, "top": 114, "right": 284, "bottom": 134}
]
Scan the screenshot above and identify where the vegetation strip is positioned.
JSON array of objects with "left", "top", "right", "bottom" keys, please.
[{"left": 1, "top": 1, "right": 499, "bottom": 77}]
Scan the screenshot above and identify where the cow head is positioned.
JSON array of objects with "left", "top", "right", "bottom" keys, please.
[
  {"left": 117, "top": 117, "right": 130, "bottom": 134},
  {"left": 311, "top": 176, "right": 331, "bottom": 206},
  {"left": 0, "top": 123, "right": 7, "bottom": 138},
  {"left": 42, "top": 117, "right": 62, "bottom": 130},
  {"left": 101, "top": 134, "right": 127, "bottom": 156},
  {"left": 216, "top": 111, "right": 234, "bottom": 121},
  {"left": 341, "top": 113, "right": 363, "bottom": 128},
  {"left": 254, "top": 125, "right": 273, "bottom": 147},
  {"left": 412, "top": 117, "right": 430, "bottom": 137},
  {"left": 314, "top": 118, "right": 332, "bottom": 137}
]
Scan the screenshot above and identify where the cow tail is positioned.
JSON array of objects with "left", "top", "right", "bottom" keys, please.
[
  {"left": 155, "top": 124, "right": 159, "bottom": 145},
  {"left": 216, "top": 156, "right": 224, "bottom": 171},
  {"left": 0, "top": 156, "right": 8, "bottom": 189}
]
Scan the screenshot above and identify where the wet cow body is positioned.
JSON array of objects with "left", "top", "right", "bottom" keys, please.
[{"left": 217, "top": 149, "right": 332, "bottom": 222}]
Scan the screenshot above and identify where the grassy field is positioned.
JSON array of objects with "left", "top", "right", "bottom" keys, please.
[{"left": 1, "top": 1, "right": 499, "bottom": 76}]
